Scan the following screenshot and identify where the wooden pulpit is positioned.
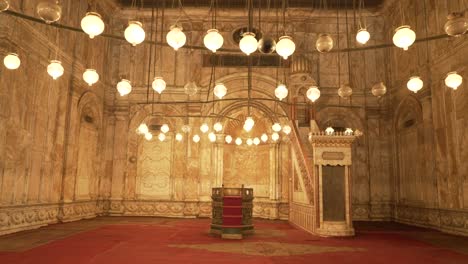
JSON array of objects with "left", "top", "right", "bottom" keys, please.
[{"left": 210, "top": 185, "right": 254, "bottom": 239}]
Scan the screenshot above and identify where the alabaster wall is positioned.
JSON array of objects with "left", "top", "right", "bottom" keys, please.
[
  {"left": 383, "top": 0, "right": 468, "bottom": 235},
  {"left": 0, "top": 1, "right": 118, "bottom": 235}
]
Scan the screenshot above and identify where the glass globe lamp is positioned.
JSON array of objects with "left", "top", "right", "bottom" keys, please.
[
  {"left": 116, "top": 79, "right": 132, "bottom": 96},
  {"left": 272, "top": 123, "right": 281, "bottom": 132},
  {"left": 175, "top": 133, "right": 183, "bottom": 141},
  {"left": 137, "top": 123, "right": 149, "bottom": 135},
  {"left": 392, "top": 25, "right": 416, "bottom": 51},
  {"left": 243, "top": 116, "right": 255, "bottom": 132},
  {"left": 253, "top": 137, "right": 260, "bottom": 145},
  {"left": 444, "top": 12, "right": 468, "bottom": 37},
  {"left": 166, "top": 25, "right": 186, "bottom": 51},
  {"left": 81, "top": 12, "right": 105, "bottom": 39},
  {"left": 47, "top": 60, "right": 64, "bottom": 80},
  {"left": 239, "top": 32, "right": 258, "bottom": 55},
  {"left": 213, "top": 122, "right": 223, "bottom": 132},
  {"left": 160, "top": 124, "right": 169, "bottom": 133},
  {"left": 182, "top": 124, "right": 191, "bottom": 133},
  {"left": 192, "top": 134, "right": 200, "bottom": 143},
  {"left": 356, "top": 28, "right": 370, "bottom": 44},
  {"left": 204, "top": 29, "right": 223, "bottom": 53},
  {"left": 261, "top": 133, "right": 268, "bottom": 142},
  {"left": 184, "top": 81, "right": 199, "bottom": 96},
  {"left": 157, "top": 133, "right": 165, "bottom": 142},
  {"left": 371, "top": 82, "right": 387, "bottom": 97},
  {"left": 152, "top": 77, "right": 166, "bottom": 94},
  {"left": 235, "top": 137, "right": 242, "bottom": 146},
  {"left": 257, "top": 36, "right": 276, "bottom": 54},
  {"left": 213, "top": 83, "right": 227, "bottom": 99},
  {"left": 83, "top": 69, "right": 99, "bottom": 86},
  {"left": 338, "top": 84, "right": 353, "bottom": 99},
  {"left": 282, "top": 125, "right": 292, "bottom": 135},
  {"left": 37, "top": 1, "right": 62, "bottom": 24},
  {"left": 3, "top": 53, "right": 20, "bottom": 70},
  {"left": 0, "top": 0, "right": 9, "bottom": 12},
  {"left": 271, "top": 132, "right": 280, "bottom": 142},
  {"left": 306, "top": 86, "right": 320, "bottom": 102},
  {"left": 445, "top": 72, "right": 463, "bottom": 90},
  {"left": 125, "top": 21, "right": 145, "bottom": 46},
  {"left": 144, "top": 132, "right": 153, "bottom": 141},
  {"left": 200, "top": 123, "right": 209, "bottom": 133},
  {"left": 275, "top": 84, "right": 288, "bottom": 101},
  {"left": 225, "top": 135, "right": 233, "bottom": 144},
  {"left": 407, "top": 76, "right": 423, "bottom": 93},
  {"left": 316, "top": 34, "right": 334, "bottom": 53},
  {"left": 246, "top": 138, "right": 253, "bottom": 146},
  {"left": 208, "top": 132, "right": 216, "bottom": 142},
  {"left": 276, "top": 36, "right": 295, "bottom": 59}
]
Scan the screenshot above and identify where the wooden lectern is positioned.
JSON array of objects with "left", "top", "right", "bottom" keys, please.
[{"left": 210, "top": 185, "right": 254, "bottom": 239}]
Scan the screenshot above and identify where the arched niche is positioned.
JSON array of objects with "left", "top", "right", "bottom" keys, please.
[
  {"left": 75, "top": 91, "right": 103, "bottom": 200},
  {"left": 393, "top": 95, "right": 424, "bottom": 204},
  {"left": 126, "top": 104, "right": 183, "bottom": 200}
]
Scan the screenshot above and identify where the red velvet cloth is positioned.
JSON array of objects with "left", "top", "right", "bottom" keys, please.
[{"left": 222, "top": 196, "right": 242, "bottom": 226}]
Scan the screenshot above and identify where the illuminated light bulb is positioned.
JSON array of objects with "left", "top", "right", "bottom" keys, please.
[
  {"left": 203, "top": 29, "right": 223, "bottom": 53},
  {"left": 445, "top": 71, "right": 463, "bottom": 90},
  {"left": 393, "top": 25, "right": 416, "bottom": 51},
  {"left": 137, "top": 123, "right": 149, "bottom": 135},
  {"left": 235, "top": 137, "right": 242, "bottom": 145},
  {"left": 3, "top": 52, "right": 20, "bottom": 70},
  {"left": 243, "top": 116, "right": 255, "bottom": 132},
  {"left": 325, "top": 126, "right": 334, "bottom": 135},
  {"left": 246, "top": 138, "right": 253, "bottom": 146},
  {"left": 282, "top": 125, "right": 292, "bottom": 135},
  {"left": 239, "top": 32, "right": 258, "bottom": 55},
  {"left": 83, "top": 69, "right": 99, "bottom": 86},
  {"left": 160, "top": 124, "right": 169, "bottom": 133},
  {"left": 152, "top": 77, "right": 166, "bottom": 94},
  {"left": 175, "top": 133, "right": 183, "bottom": 141},
  {"left": 407, "top": 76, "right": 423, "bottom": 93},
  {"left": 356, "top": 28, "right": 370, "bottom": 44},
  {"left": 192, "top": 134, "right": 200, "bottom": 143},
  {"left": 158, "top": 133, "right": 166, "bottom": 142},
  {"left": 125, "top": 21, "right": 145, "bottom": 46},
  {"left": 208, "top": 132, "right": 216, "bottom": 142},
  {"left": 200, "top": 123, "right": 209, "bottom": 133},
  {"left": 344, "top": 128, "right": 354, "bottom": 135},
  {"left": 213, "top": 83, "right": 227, "bottom": 99},
  {"left": 166, "top": 25, "right": 186, "bottom": 51},
  {"left": 276, "top": 36, "right": 295, "bottom": 59},
  {"left": 272, "top": 123, "right": 282, "bottom": 132},
  {"left": 213, "top": 122, "right": 223, "bottom": 132},
  {"left": 81, "top": 12, "right": 105, "bottom": 39},
  {"left": 144, "top": 132, "right": 153, "bottom": 141},
  {"left": 271, "top": 132, "right": 280, "bottom": 142},
  {"left": 275, "top": 83, "right": 288, "bottom": 101},
  {"left": 253, "top": 137, "right": 260, "bottom": 145},
  {"left": 261, "top": 133, "right": 268, "bottom": 142},
  {"left": 47, "top": 60, "right": 64, "bottom": 80},
  {"left": 225, "top": 135, "right": 233, "bottom": 144},
  {"left": 116, "top": 79, "right": 132, "bottom": 96},
  {"left": 306, "top": 86, "right": 320, "bottom": 102}
]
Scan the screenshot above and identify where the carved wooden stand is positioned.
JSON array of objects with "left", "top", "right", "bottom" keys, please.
[{"left": 210, "top": 186, "right": 254, "bottom": 239}]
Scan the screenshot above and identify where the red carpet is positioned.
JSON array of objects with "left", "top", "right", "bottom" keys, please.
[
  {"left": 0, "top": 219, "right": 467, "bottom": 264},
  {"left": 223, "top": 196, "right": 242, "bottom": 226}
]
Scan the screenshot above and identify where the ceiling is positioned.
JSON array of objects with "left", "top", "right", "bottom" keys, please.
[{"left": 118, "top": 0, "right": 386, "bottom": 10}]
